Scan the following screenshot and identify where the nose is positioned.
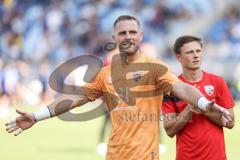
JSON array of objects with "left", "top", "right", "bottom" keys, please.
[
  {"left": 193, "top": 51, "right": 200, "bottom": 58},
  {"left": 124, "top": 32, "right": 131, "bottom": 40}
]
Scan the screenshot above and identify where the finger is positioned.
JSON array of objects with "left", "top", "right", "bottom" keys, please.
[
  {"left": 16, "top": 109, "right": 25, "bottom": 115},
  {"left": 8, "top": 126, "right": 19, "bottom": 133},
  {"left": 189, "top": 107, "right": 203, "bottom": 114},
  {"left": 219, "top": 107, "right": 228, "bottom": 113},
  {"left": 6, "top": 122, "right": 16, "bottom": 131},
  {"left": 14, "top": 128, "right": 23, "bottom": 136},
  {"left": 195, "top": 111, "right": 203, "bottom": 114},
  {"left": 213, "top": 105, "right": 227, "bottom": 114},
  {"left": 195, "top": 108, "right": 204, "bottom": 113},
  {"left": 222, "top": 109, "right": 230, "bottom": 117},
  {"left": 221, "top": 116, "right": 227, "bottom": 127},
  {"left": 5, "top": 119, "right": 16, "bottom": 126},
  {"left": 6, "top": 125, "right": 17, "bottom": 132},
  {"left": 191, "top": 110, "right": 202, "bottom": 114},
  {"left": 222, "top": 113, "right": 232, "bottom": 124},
  {"left": 223, "top": 114, "right": 232, "bottom": 122},
  {"left": 220, "top": 108, "right": 232, "bottom": 121}
]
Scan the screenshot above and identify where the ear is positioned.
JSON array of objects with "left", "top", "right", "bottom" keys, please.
[
  {"left": 175, "top": 53, "right": 181, "bottom": 62},
  {"left": 139, "top": 31, "right": 143, "bottom": 42},
  {"left": 112, "top": 34, "right": 116, "bottom": 41}
]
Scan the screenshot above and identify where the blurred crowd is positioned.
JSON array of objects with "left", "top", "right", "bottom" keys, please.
[{"left": 0, "top": 0, "right": 240, "bottom": 118}]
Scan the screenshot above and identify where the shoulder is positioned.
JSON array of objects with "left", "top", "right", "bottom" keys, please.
[
  {"left": 143, "top": 57, "right": 172, "bottom": 74},
  {"left": 98, "top": 65, "right": 111, "bottom": 77},
  {"left": 204, "top": 71, "right": 224, "bottom": 81},
  {"left": 203, "top": 71, "right": 227, "bottom": 88},
  {"left": 89, "top": 65, "right": 110, "bottom": 82},
  {"left": 146, "top": 56, "right": 169, "bottom": 66},
  {"left": 101, "top": 65, "right": 111, "bottom": 72}
]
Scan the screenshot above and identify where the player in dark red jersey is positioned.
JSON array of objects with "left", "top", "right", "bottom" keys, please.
[{"left": 162, "top": 35, "right": 235, "bottom": 160}]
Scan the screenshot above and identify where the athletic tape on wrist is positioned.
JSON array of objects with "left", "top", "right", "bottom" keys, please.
[
  {"left": 197, "top": 97, "right": 209, "bottom": 111},
  {"left": 33, "top": 106, "right": 52, "bottom": 122}
]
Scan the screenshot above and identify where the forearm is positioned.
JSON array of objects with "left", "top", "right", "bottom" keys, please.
[
  {"left": 172, "top": 82, "right": 203, "bottom": 107},
  {"left": 164, "top": 107, "right": 192, "bottom": 137},
  {"left": 48, "top": 95, "right": 90, "bottom": 116},
  {"left": 33, "top": 95, "right": 90, "bottom": 122}
]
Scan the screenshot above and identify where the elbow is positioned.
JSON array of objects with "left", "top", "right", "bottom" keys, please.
[
  {"left": 164, "top": 122, "right": 177, "bottom": 138},
  {"left": 165, "top": 130, "right": 176, "bottom": 138},
  {"left": 168, "top": 133, "right": 175, "bottom": 138},
  {"left": 226, "top": 121, "right": 235, "bottom": 129}
]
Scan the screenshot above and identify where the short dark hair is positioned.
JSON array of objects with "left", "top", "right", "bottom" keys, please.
[
  {"left": 114, "top": 15, "right": 140, "bottom": 29},
  {"left": 173, "top": 35, "right": 203, "bottom": 54}
]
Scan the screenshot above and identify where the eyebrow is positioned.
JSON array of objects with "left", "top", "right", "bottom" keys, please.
[
  {"left": 117, "top": 30, "right": 138, "bottom": 35},
  {"left": 185, "top": 49, "right": 201, "bottom": 54}
]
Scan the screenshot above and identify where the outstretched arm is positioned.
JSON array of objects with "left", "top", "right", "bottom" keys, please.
[
  {"left": 5, "top": 95, "right": 90, "bottom": 136},
  {"left": 171, "top": 81, "right": 232, "bottom": 125}
]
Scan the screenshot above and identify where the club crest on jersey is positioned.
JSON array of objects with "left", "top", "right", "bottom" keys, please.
[
  {"left": 133, "top": 71, "right": 142, "bottom": 82},
  {"left": 204, "top": 85, "right": 214, "bottom": 95}
]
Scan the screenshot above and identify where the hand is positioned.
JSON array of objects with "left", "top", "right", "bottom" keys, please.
[
  {"left": 206, "top": 100, "right": 232, "bottom": 126},
  {"left": 5, "top": 109, "right": 36, "bottom": 136},
  {"left": 187, "top": 105, "right": 205, "bottom": 115},
  {"left": 221, "top": 115, "right": 229, "bottom": 127}
]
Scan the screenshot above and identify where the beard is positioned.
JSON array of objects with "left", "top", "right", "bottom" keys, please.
[{"left": 119, "top": 41, "right": 139, "bottom": 55}]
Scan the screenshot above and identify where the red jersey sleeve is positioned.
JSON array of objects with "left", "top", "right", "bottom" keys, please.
[{"left": 162, "top": 94, "right": 177, "bottom": 114}]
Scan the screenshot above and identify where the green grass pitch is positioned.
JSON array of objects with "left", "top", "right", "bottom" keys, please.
[{"left": 0, "top": 103, "right": 239, "bottom": 160}]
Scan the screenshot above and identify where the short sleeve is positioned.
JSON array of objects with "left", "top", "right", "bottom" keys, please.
[
  {"left": 154, "top": 61, "right": 180, "bottom": 94},
  {"left": 162, "top": 94, "right": 177, "bottom": 114},
  {"left": 82, "top": 69, "right": 104, "bottom": 101}
]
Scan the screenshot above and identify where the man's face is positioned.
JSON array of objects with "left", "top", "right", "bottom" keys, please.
[
  {"left": 112, "top": 20, "right": 143, "bottom": 56},
  {"left": 176, "top": 41, "right": 203, "bottom": 70}
]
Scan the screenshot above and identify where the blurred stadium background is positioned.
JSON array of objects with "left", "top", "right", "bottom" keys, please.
[{"left": 0, "top": 0, "right": 240, "bottom": 159}]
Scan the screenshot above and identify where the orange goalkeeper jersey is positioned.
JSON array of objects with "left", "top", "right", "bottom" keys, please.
[{"left": 84, "top": 54, "right": 179, "bottom": 160}]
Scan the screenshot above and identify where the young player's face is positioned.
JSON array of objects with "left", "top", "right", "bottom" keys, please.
[
  {"left": 112, "top": 20, "right": 143, "bottom": 56},
  {"left": 176, "top": 41, "right": 203, "bottom": 70}
]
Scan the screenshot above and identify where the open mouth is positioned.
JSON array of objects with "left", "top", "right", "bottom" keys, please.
[
  {"left": 193, "top": 60, "right": 200, "bottom": 63},
  {"left": 119, "top": 41, "right": 134, "bottom": 50}
]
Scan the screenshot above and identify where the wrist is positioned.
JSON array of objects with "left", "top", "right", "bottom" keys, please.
[
  {"left": 32, "top": 113, "right": 37, "bottom": 123},
  {"left": 197, "top": 97, "right": 209, "bottom": 111},
  {"left": 32, "top": 106, "right": 52, "bottom": 122}
]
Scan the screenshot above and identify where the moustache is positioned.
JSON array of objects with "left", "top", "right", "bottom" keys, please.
[{"left": 119, "top": 41, "right": 135, "bottom": 50}]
